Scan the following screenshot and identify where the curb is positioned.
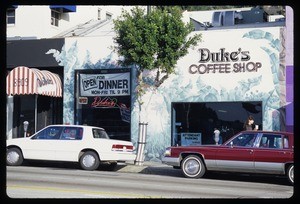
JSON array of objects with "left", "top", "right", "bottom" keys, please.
[
  {"left": 116, "top": 162, "right": 162, "bottom": 173},
  {"left": 115, "top": 162, "right": 182, "bottom": 177}
]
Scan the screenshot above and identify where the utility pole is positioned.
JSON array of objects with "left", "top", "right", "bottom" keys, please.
[
  {"left": 135, "top": 5, "right": 151, "bottom": 166},
  {"left": 147, "top": 5, "right": 151, "bottom": 15}
]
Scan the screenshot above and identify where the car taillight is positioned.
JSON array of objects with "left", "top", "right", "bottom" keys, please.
[
  {"left": 112, "top": 144, "right": 134, "bottom": 152},
  {"left": 164, "top": 147, "right": 171, "bottom": 157}
]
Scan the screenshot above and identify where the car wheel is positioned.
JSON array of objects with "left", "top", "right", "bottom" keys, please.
[
  {"left": 181, "top": 155, "right": 206, "bottom": 178},
  {"left": 7, "top": 148, "right": 23, "bottom": 166},
  {"left": 287, "top": 164, "right": 294, "bottom": 185},
  {"left": 79, "top": 151, "right": 100, "bottom": 171}
]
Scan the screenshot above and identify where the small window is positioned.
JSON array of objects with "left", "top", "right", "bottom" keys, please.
[
  {"left": 93, "top": 129, "right": 109, "bottom": 139},
  {"left": 60, "top": 127, "right": 83, "bottom": 140},
  {"left": 283, "top": 136, "right": 289, "bottom": 149},
  {"left": 51, "top": 8, "right": 61, "bottom": 26},
  {"left": 32, "top": 127, "right": 62, "bottom": 140},
  {"left": 7, "top": 8, "right": 16, "bottom": 24},
  {"left": 106, "top": 12, "right": 112, "bottom": 20}
]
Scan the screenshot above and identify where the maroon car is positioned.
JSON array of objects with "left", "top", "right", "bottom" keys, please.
[{"left": 162, "top": 131, "right": 294, "bottom": 184}]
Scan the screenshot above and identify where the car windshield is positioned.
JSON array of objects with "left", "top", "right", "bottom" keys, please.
[{"left": 227, "top": 133, "right": 257, "bottom": 147}]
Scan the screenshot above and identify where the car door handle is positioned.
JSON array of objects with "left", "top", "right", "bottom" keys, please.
[{"left": 249, "top": 149, "right": 254, "bottom": 154}]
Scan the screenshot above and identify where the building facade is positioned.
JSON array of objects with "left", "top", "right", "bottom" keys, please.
[{"left": 6, "top": 6, "right": 293, "bottom": 162}]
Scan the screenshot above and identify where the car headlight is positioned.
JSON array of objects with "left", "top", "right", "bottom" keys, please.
[{"left": 164, "top": 147, "right": 171, "bottom": 157}]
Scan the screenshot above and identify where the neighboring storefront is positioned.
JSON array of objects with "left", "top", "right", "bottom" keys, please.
[
  {"left": 48, "top": 36, "right": 134, "bottom": 141},
  {"left": 6, "top": 38, "right": 64, "bottom": 139},
  {"left": 127, "top": 26, "right": 288, "bottom": 161}
]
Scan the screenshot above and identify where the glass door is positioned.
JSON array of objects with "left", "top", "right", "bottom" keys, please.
[{"left": 13, "top": 95, "right": 35, "bottom": 138}]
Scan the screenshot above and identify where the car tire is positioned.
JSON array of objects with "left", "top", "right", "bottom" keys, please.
[
  {"left": 79, "top": 151, "right": 100, "bottom": 171},
  {"left": 7, "top": 148, "right": 24, "bottom": 166},
  {"left": 287, "top": 164, "right": 294, "bottom": 185},
  {"left": 181, "top": 155, "right": 206, "bottom": 179}
]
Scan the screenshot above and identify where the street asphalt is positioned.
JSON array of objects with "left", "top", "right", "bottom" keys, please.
[
  {"left": 16, "top": 160, "right": 292, "bottom": 186},
  {"left": 115, "top": 161, "right": 292, "bottom": 186}
]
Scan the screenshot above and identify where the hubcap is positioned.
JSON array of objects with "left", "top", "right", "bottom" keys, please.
[
  {"left": 7, "top": 151, "right": 19, "bottom": 164},
  {"left": 289, "top": 166, "right": 294, "bottom": 183},
  {"left": 82, "top": 155, "right": 96, "bottom": 168},
  {"left": 184, "top": 159, "right": 200, "bottom": 175}
]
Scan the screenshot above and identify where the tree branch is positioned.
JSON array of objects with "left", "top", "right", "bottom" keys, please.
[{"left": 155, "top": 73, "right": 169, "bottom": 88}]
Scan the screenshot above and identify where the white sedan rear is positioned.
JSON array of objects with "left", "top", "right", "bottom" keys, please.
[{"left": 6, "top": 125, "right": 136, "bottom": 170}]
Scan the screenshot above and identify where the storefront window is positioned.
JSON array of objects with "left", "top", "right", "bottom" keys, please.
[
  {"left": 79, "top": 97, "right": 131, "bottom": 141},
  {"left": 172, "top": 101, "right": 262, "bottom": 146},
  {"left": 75, "top": 69, "right": 131, "bottom": 141},
  {"left": 12, "top": 95, "right": 63, "bottom": 138}
]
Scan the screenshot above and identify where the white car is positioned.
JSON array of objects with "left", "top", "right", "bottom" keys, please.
[{"left": 6, "top": 125, "right": 136, "bottom": 170}]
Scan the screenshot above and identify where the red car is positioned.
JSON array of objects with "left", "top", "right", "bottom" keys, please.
[{"left": 162, "top": 131, "right": 294, "bottom": 184}]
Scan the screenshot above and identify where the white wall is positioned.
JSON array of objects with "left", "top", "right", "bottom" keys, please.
[
  {"left": 7, "top": 5, "right": 138, "bottom": 39},
  {"left": 7, "top": 6, "right": 51, "bottom": 39}
]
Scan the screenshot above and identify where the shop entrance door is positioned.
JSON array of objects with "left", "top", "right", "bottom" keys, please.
[
  {"left": 37, "top": 95, "right": 53, "bottom": 131},
  {"left": 13, "top": 95, "right": 35, "bottom": 138}
]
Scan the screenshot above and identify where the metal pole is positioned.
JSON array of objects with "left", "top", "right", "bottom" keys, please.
[
  {"left": 135, "top": 122, "right": 148, "bottom": 165},
  {"left": 35, "top": 95, "right": 37, "bottom": 132}
]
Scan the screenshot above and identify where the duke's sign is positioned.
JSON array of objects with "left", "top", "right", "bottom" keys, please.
[{"left": 189, "top": 48, "right": 262, "bottom": 74}]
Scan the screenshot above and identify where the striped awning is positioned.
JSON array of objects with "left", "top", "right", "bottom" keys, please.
[{"left": 6, "top": 66, "right": 62, "bottom": 97}]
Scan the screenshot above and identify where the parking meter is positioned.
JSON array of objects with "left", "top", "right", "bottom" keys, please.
[{"left": 23, "top": 121, "right": 29, "bottom": 137}]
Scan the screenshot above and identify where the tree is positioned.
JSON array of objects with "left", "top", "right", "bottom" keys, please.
[{"left": 113, "top": 6, "right": 201, "bottom": 164}]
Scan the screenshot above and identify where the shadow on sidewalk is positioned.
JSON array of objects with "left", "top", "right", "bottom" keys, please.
[{"left": 139, "top": 166, "right": 183, "bottom": 177}]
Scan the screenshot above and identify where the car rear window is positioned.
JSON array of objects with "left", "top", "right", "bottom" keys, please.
[{"left": 93, "top": 129, "right": 110, "bottom": 139}]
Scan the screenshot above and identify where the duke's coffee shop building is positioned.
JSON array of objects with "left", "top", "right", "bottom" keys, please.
[{"left": 6, "top": 6, "right": 293, "bottom": 162}]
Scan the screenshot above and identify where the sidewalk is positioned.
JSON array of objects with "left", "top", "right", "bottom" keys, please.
[{"left": 115, "top": 161, "right": 182, "bottom": 177}]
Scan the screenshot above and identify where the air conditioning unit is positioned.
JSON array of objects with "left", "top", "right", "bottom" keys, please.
[
  {"left": 223, "top": 11, "right": 235, "bottom": 26},
  {"left": 212, "top": 11, "right": 223, "bottom": 27}
]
